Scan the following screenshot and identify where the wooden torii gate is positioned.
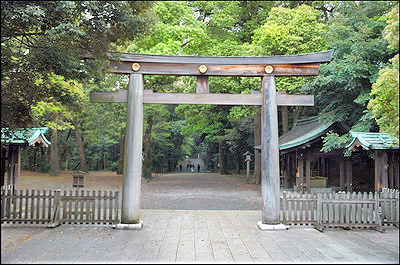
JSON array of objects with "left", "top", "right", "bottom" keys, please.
[{"left": 88, "top": 50, "right": 334, "bottom": 230}]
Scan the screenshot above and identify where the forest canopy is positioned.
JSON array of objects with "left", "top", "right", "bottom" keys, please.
[{"left": 1, "top": 1, "right": 398, "bottom": 177}]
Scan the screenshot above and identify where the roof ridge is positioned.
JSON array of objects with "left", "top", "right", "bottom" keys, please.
[{"left": 293, "top": 116, "right": 322, "bottom": 128}]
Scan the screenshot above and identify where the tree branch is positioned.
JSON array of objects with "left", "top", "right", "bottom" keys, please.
[{"left": 1, "top": 31, "right": 47, "bottom": 39}]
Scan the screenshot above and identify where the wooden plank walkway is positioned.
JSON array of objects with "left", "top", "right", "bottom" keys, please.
[{"left": 1, "top": 210, "right": 399, "bottom": 264}]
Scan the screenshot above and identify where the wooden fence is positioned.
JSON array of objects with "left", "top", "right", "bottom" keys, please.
[
  {"left": 280, "top": 189, "right": 399, "bottom": 231},
  {"left": 380, "top": 188, "right": 399, "bottom": 226},
  {"left": 2, "top": 186, "right": 398, "bottom": 230},
  {"left": 1, "top": 188, "right": 119, "bottom": 226},
  {"left": 1, "top": 188, "right": 55, "bottom": 224},
  {"left": 59, "top": 190, "right": 119, "bottom": 225},
  {"left": 281, "top": 191, "right": 317, "bottom": 225}
]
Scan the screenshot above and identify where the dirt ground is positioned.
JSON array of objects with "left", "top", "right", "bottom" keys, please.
[
  {"left": 17, "top": 170, "right": 123, "bottom": 191},
  {"left": 15, "top": 170, "right": 262, "bottom": 210}
]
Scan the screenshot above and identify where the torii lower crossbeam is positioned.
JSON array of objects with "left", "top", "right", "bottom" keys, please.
[{"left": 90, "top": 89, "right": 314, "bottom": 106}]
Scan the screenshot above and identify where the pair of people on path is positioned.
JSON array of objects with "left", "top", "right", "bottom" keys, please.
[
  {"left": 186, "top": 162, "right": 191, "bottom": 172},
  {"left": 184, "top": 161, "right": 200, "bottom": 173}
]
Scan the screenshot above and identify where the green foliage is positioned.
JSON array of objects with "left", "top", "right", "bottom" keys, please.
[
  {"left": 367, "top": 5, "right": 399, "bottom": 140},
  {"left": 1, "top": 1, "right": 154, "bottom": 128},
  {"left": 129, "top": 1, "right": 207, "bottom": 55},
  {"left": 252, "top": 5, "right": 327, "bottom": 55},
  {"left": 10, "top": 0, "right": 399, "bottom": 175},
  {"left": 31, "top": 73, "right": 84, "bottom": 131},
  {"left": 189, "top": 1, "right": 274, "bottom": 43},
  {"left": 303, "top": 1, "right": 394, "bottom": 129},
  {"left": 83, "top": 74, "right": 129, "bottom": 145},
  {"left": 248, "top": 4, "right": 328, "bottom": 95},
  {"left": 321, "top": 131, "right": 352, "bottom": 156},
  {"left": 384, "top": 6, "right": 399, "bottom": 50},
  {"left": 368, "top": 54, "right": 399, "bottom": 139}
]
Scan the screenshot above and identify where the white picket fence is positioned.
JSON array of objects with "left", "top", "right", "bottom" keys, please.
[{"left": 280, "top": 189, "right": 399, "bottom": 231}]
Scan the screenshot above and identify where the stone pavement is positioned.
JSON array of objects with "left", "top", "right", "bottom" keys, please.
[{"left": 1, "top": 210, "right": 399, "bottom": 264}]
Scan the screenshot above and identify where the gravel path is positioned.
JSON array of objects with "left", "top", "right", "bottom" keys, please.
[
  {"left": 141, "top": 172, "right": 262, "bottom": 210},
  {"left": 16, "top": 171, "right": 262, "bottom": 210}
]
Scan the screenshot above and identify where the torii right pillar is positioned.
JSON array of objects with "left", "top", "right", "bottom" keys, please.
[{"left": 257, "top": 76, "right": 287, "bottom": 230}]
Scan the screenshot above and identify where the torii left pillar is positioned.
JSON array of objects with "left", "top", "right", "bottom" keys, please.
[{"left": 116, "top": 74, "right": 144, "bottom": 230}]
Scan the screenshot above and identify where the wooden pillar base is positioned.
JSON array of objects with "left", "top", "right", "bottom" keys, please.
[
  {"left": 257, "top": 221, "right": 288, "bottom": 230},
  {"left": 115, "top": 221, "right": 143, "bottom": 230}
]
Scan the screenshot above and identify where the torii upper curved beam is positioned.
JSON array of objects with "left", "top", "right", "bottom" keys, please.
[{"left": 84, "top": 50, "right": 334, "bottom": 77}]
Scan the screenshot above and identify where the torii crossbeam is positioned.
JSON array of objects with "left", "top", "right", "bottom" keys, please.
[{"left": 87, "top": 50, "right": 334, "bottom": 230}]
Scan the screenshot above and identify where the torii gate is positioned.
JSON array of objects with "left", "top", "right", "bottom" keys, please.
[{"left": 88, "top": 50, "right": 334, "bottom": 230}]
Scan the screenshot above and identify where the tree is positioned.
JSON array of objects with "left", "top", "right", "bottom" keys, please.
[
  {"left": 31, "top": 74, "right": 84, "bottom": 175},
  {"left": 122, "top": 1, "right": 210, "bottom": 175},
  {"left": 126, "top": 1, "right": 207, "bottom": 55},
  {"left": 189, "top": 1, "right": 275, "bottom": 44},
  {"left": 302, "top": 1, "right": 396, "bottom": 151},
  {"left": 368, "top": 6, "right": 399, "bottom": 140},
  {"left": 248, "top": 4, "right": 329, "bottom": 132},
  {"left": 82, "top": 73, "right": 129, "bottom": 172},
  {"left": 238, "top": 4, "right": 329, "bottom": 183},
  {"left": 1, "top": 1, "right": 153, "bottom": 128}
]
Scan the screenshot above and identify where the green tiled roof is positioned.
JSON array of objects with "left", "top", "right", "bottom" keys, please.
[
  {"left": 1, "top": 127, "right": 51, "bottom": 146},
  {"left": 346, "top": 131, "right": 399, "bottom": 150},
  {"left": 279, "top": 117, "right": 335, "bottom": 151}
]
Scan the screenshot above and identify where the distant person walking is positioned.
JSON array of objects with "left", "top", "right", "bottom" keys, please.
[
  {"left": 186, "top": 163, "right": 189, "bottom": 171},
  {"left": 190, "top": 162, "right": 194, "bottom": 173},
  {"left": 197, "top": 164, "right": 200, "bottom": 172},
  {"left": 179, "top": 164, "right": 182, "bottom": 172}
]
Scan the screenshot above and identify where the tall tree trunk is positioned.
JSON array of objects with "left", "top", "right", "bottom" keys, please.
[
  {"left": 33, "top": 149, "right": 37, "bottom": 171},
  {"left": 1, "top": 146, "right": 6, "bottom": 186},
  {"left": 74, "top": 122, "right": 89, "bottom": 172},
  {"left": 96, "top": 148, "right": 99, "bottom": 170},
  {"left": 167, "top": 157, "right": 172, "bottom": 172},
  {"left": 219, "top": 138, "right": 227, "bottom": 174},
  {"left": 143, "top": 116, "right": 153, "bottom": 177},
  {"left": 281, "top": 106, "right": 289, "bottom": 134},
  {"left": 117, "top": 136, "right": 124, "bottom": 174},
  {"left": 65, "top": 152, "right": 70, "bottom": 171},
  {"left": 50, "top": 129, "right": 60, "bottom": 176},
  {"left": 293, "top": 106, "right": 304, "bottom": 126},
  {"left": 236, "top": 148, "right": 241, "bottom": 174},
  {"left": 103, "top": 152, "right": 106, "bottom": 170},
  {"left": 248, "top": 111, "right": 261, "bottom": 184}
]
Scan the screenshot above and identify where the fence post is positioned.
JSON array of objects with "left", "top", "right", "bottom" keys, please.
[
  {"left": 1, "top": 188, "right": 5, "bottom": 219},
  {"left": 282, "top": 192, "right": 287, "bottom": 224},
  {"left": 315, "top": 193, "right": 323, "bottom": 232},
  {"left": 5, "top": 188, "right": 12, "bottom": 218},
  {"left": 115, "top": 191, "right": 119, "bottom": 224},
  {"left": 48, "top": 189, "right": 61, "bottom": 228},
  {"left": 395, "top": 190, "right": 399, "bottom": 227},
  {"left": 374, "top": 192, "right": 384, "bottom": 232}
]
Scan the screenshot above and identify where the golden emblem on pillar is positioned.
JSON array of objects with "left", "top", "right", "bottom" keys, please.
[
  {"left": 264, "top": 65, "right": 274, "bottom": 74},
  {"left": 198, "top": 64, "right": 208, "bottom": 74},
  {"left": 131, "top": 63, "right": 141, "bottom": 72}
]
